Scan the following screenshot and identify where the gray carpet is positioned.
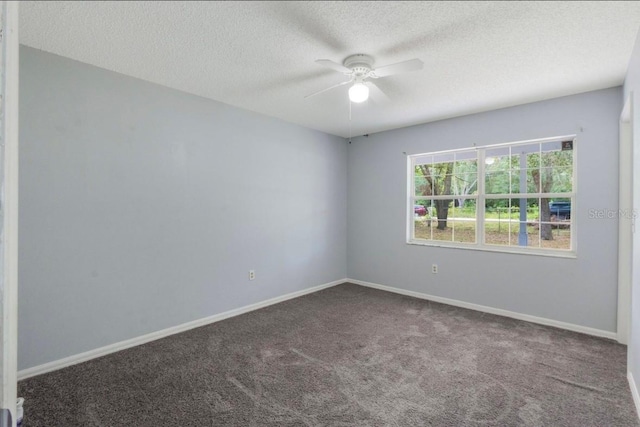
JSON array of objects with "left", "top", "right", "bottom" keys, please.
[{"left": 18, "top": 283, "right": 638, "bottom": 426}]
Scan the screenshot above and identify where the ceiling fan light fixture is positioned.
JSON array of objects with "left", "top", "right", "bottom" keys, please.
[{"left": 349, "top": 82, "right": 369, "bottom": 103}]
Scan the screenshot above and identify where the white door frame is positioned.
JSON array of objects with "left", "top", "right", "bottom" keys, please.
[
  {"left": 620, "top": 94, "right": 634, "bottom": 345},
  {"left": 0, "top": 1, "right": 19, "bottom": 425}
]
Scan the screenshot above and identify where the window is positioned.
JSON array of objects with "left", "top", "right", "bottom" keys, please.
[{"left": 408, "top": 136, "right": 576, "bottom": 256}]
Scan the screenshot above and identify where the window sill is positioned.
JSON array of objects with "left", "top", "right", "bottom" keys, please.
[{"left": 406, "top": 239, "right": 577, "bottom": 259}]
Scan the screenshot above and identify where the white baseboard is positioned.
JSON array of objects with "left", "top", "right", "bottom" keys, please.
[
  {"left": 348, "top": 279, "right": 617, "bottom": 340},
  {"left": 18, "top": 278, "right": 347, "bottom": 380},
  {"left": 629, "top": 372, "right": 640, "bottom": 421},
  {"left": 18, "top": 277, "right": 617, "bottom": 381}
]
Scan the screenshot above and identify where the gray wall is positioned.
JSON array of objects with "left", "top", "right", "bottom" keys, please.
[
  {"left": 625, "top": 29, "right": 640, "bottom": 395},
  {"left": 347, "top": 87, "right": 622, "bottom": 332},
  {"left": 19, "top": 47, "right": 347, "bottom": 370},
  {"left": 18, "top": 43, "right": 628, "bottom": 373}
]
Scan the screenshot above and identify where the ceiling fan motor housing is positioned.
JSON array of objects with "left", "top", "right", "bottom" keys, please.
[
  {"left": 344, "top": 54, "right": 374, "bottom": 78},
  {"left": 307, "top": 53, "right": 423, "bottom": 100}
]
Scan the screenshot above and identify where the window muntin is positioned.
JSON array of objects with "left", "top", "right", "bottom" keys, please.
[{"left": 409, "top": 137, "right": 575, "bottom": 256}]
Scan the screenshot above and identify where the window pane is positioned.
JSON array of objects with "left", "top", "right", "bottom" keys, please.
[
  {"left": 485, "top": 148, "right": 510, "bottom": 194},
  {"left": 416, "top": 162, "right": 481, "bottom": 197},
  {"left": 543, "top": 167, "right": 573, "bottom": 193},
  {"left": 509, "top": 144, "right": 541, "bottom": 193},
  {"left": 509, "top": 170, "right": 521, "bottom": 194},
  {"left": 452, "top": 221, "right": 476, "bottom": 243},
  {"left": 454, "top": 198, "right": 476, "bottom": 219},
  {"left": 486, "top": 221, "right": 511, "bottom": 246},
  {"left": 512, "top": 222, "right": 539, "bottom": 248},
  {"left": 452, "top": 158, "right": 478, "bottom": 197},
  {"left": 541, "top": 141, "right": 573, "bottom": 168},
  {"left": 414, "top": 165, "right": 433, "bottom": 196},
  {"left": 484, "top": 199, "right": 515, "bottom": 246},
  {"left": 432, "top": 199, "right": 454, "bottom": 233},
  {"left": 535, "top": 142, "right": 574, "bottom": 194},
  {"left": 485, "top": 171, "right": 510, "bottom": 194},
  {"left": 431, "top": 168, "right": 449, "bottom": 185},
  {"left": 539, "top": 196, "right": 571, "bottom": 249},
  {"left": 548, "top": 197, "right": 571, "bottom": 219},
  {"left": 540, "top": 222, "right": 571, "bottom": 250},
  {"left": 512, "top": 198, "right": 541, "bottom": 247},
  {"left": 431, "top": 223, "right": 453, "bottom": 242},
  {"left": 510, "top": 168, "right": 539, "bottom": 193},
  {"left": 485, "top": 147, "right": 510, "bottom": 169},
  {"left": 433, "top": 171, "right": 454, "bottom": 196},
  {"left": 413, "top": 200, "right": 434, "bottom": 240},
  {"left": 414, "top": 218, "right": 431, "bottom": 240},
  {"left": 451, "top": 199, "right": 476, "bottom": 243}
]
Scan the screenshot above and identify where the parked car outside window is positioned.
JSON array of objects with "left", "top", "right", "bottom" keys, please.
[
  {"left": 414, "top": 205, "right": 427, "bottom": 216},
  {"left": 549, "top": 201, "right": 571, "bottom": 219}
]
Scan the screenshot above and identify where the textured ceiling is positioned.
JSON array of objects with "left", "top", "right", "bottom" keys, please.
[{"left": 19, "top": 1, "right": 640, "bottom": 138}]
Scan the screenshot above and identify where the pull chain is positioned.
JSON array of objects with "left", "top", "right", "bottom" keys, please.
[{"left": 348, "top": 99, "right": 352, "bottom": 143}]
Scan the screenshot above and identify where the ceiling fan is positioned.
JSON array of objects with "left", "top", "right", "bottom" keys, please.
[{"left": 305, "top": 54, "right": 424, "bottom": 103}]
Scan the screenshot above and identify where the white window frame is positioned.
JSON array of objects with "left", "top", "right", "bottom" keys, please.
[{"left": 407, "top": 135, "right": 577, "bottom": 258}]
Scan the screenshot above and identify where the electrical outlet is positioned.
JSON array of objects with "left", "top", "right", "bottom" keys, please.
[
  {"left": 249, "top": 270, "right": 255, "bottom": 280},
  {"left": 432, "top": 264, "right": 438, "bottom": 274}
]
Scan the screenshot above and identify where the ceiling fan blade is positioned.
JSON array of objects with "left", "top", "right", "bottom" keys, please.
[
  {"left": 372, "top": 58, "right": 423, "bottom": 78},
  {"left": 315, "top": 59, "right": 351, "bottom": 74},
  {"left": 366, "top": 81, "right": 390, "bottom": 103},
  {"left": 304, "top": 79, "right": 352, "bottom": 99}
]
